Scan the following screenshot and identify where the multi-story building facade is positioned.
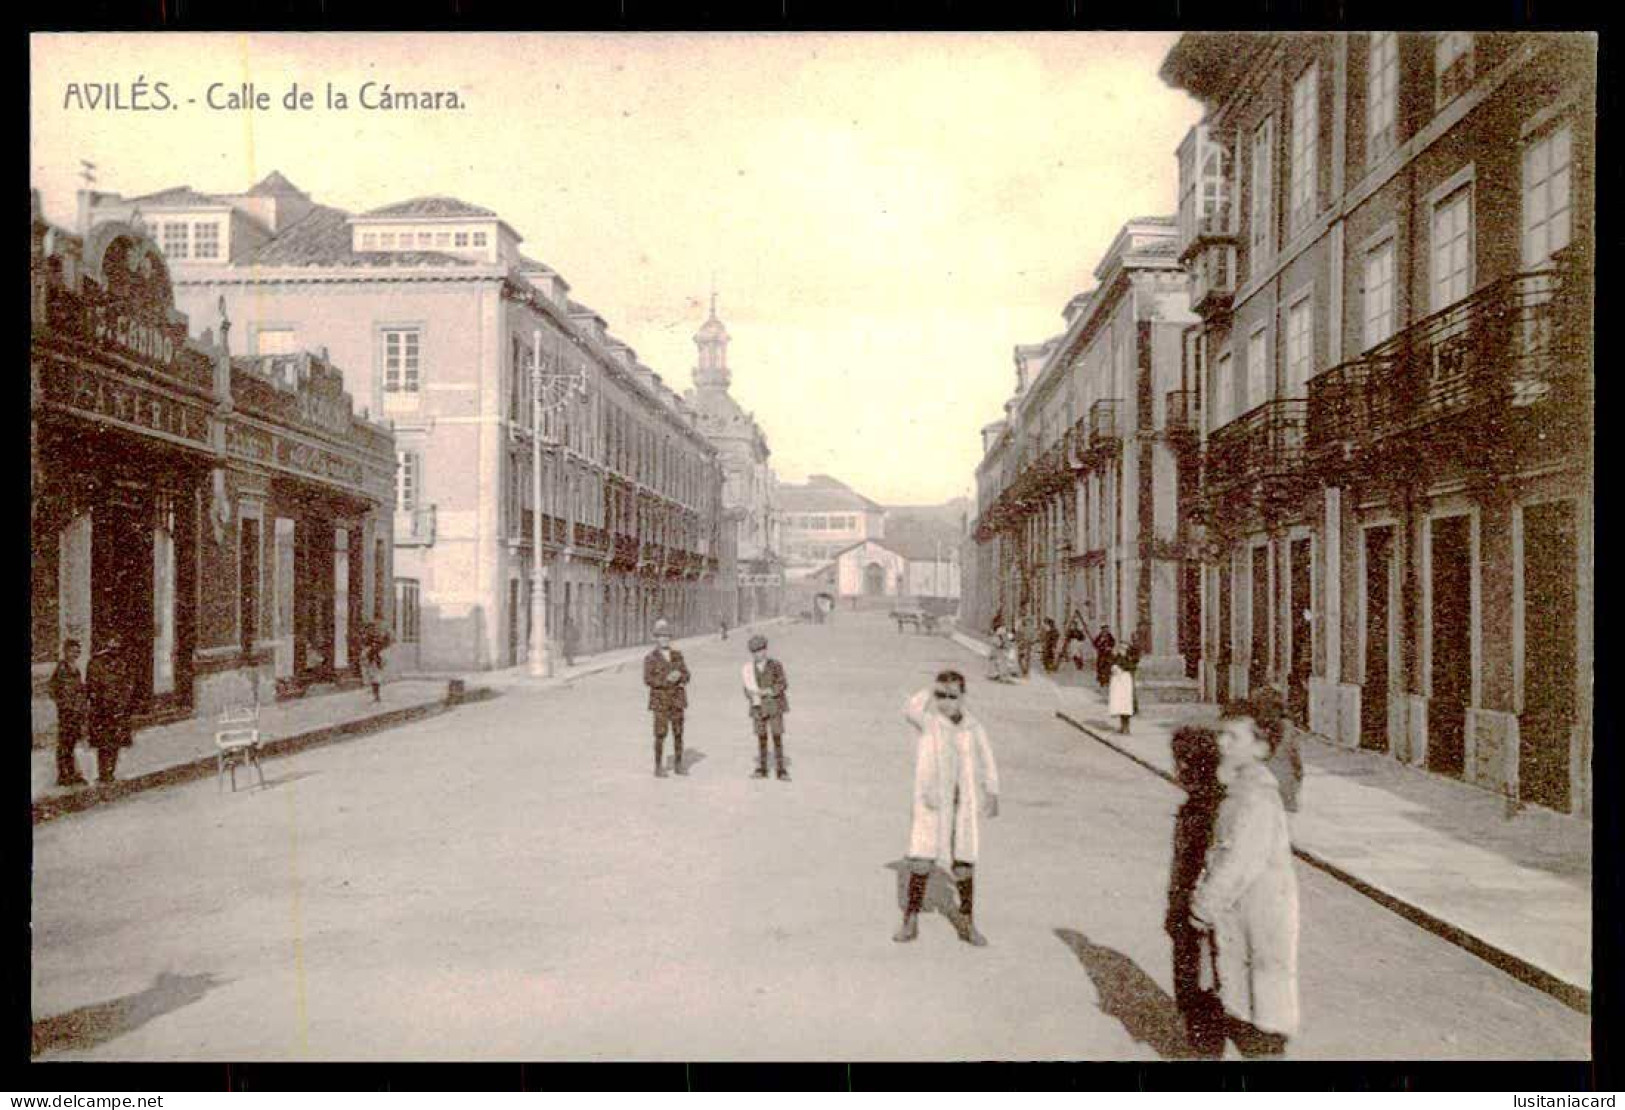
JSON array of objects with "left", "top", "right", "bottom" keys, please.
[
  {"left": 31, "top": 192, "right": 395, "bottom": 741},
  {"left": 972, "top": 217, "right": 1201, "bottom": 700},
  {"left": 83, "top": 173, "right": 726, "bottom": 672},
  {"left": 1162, "top": 32, "right": 1593, "bottom": 813},
  {"left": 778, "top": 475, "right": 886, "bottom": 579},
  {"left": 684, "top": 296, "right": 783, "bottom": 625}
]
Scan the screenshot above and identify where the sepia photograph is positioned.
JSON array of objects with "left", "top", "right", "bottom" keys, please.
[{"left": 27, "top": 29, "right": 1595, "bottom": 1067}]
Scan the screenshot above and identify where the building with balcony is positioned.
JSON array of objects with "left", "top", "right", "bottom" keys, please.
[
  {"left": 31, "top": 193, "right": 395, "bottom": 743},
  {"left": 971, "top": 217, "right": 1200, "bottom": 700},
  {"left": 82, "top": 173, "right": 726, "bottom": 672},
  {"left": 1163, "top": 32, "right": 1594, "bottom": 814},
  {"left": 684, "top": 295, "right": 783, "bottom": 626}
]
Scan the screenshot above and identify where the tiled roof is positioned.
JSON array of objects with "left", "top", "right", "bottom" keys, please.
[
  {"left": 248, "top": 204, "right": 473, "bottom": 268},
  {"left": 360, "top": 196, "right": 497, "bottom": 219},
  {"left": 246, "top": 171, "right": 305, "bottom": 197},
  {"left": 129, "top": 186, "right": 226, "bottom": 207},
  {"left": 777, "top": 479, "right": 883, "bottom": 513}
]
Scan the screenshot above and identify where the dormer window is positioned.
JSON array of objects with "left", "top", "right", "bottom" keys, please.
[
  {"left": 162, "top": 222, "right": 189, "bottom": 259},
  {"left": 194, "top": 222, "right": 220, "bottom": 260}
]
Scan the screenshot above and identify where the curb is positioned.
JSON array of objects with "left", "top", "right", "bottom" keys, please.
[
  {"left": 31, "top": 686, "right": 498, "bottom": 826},
  {"left": 1054, "top": 709, "right": 1591, "bottom": 1016}
]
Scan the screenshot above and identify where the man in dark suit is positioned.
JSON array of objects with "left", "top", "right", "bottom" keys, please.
[
  {"left": 85, "top": 635, "right": 135, "bottom": 784},
  {"left": 643, "top": 618, "right": 691, "bottom": 777},
  {"left": 742, "top": 633, "right": 791, "bottom": 781}
]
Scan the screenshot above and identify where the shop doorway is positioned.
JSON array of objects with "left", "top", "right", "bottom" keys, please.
[
  {"left": 1362, "top": 526, "right": 1396, "bottom": 752},
  {"left": 1427, "top": 514, "right": 1472, "bottom": 778},
  {"left": 864, "top": 562, "right": 886, "bottom": 596},
  {"left": 92, "top": 493, "right": 155, "bottom": 710},
  {"left": 1249, "top": 544, "right": 1270, "bottom": 693},
  {"left": 1216, "top": 561, "right": 1233, "bottom": 704},
  {"left": 1289, "top": 538, "right": 1312, "bottom": 726},
  {"left": 1520, "top": 500, "right": 1577, "bottom": 811},
  {"left": 295, "top": 519, "right": 335, "bottom": 679}
]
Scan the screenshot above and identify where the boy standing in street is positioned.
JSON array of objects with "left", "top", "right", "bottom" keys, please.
[
  {"left": 643, "top": 619, "right": 691, "bottom": 777},
  {"left": 741, "top": 634, "right": 791, "bottom": 780},
  {"left": 894, "top": 671, "right": 1000, "bottom": 947}
]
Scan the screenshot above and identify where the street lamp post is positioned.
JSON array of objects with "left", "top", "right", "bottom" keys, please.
[
  {"left": 526, "top": 328, "right": 586, "bottom": 678},
  {"left": 527, "top": 330, "right": 554, "bottom": 677}
]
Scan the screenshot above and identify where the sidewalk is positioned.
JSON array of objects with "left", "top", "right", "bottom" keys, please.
[
  {"left": 32, "top": 679, "right": 474, "bottom": 824},
  {"left": 950, "top": 630, "right": 1592, "bottom": 1013}
]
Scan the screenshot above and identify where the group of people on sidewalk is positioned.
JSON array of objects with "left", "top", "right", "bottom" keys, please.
[
  {"left": 642, "top": 619, "right": 793, "bottom": 781},
  {"left": 987, "top": 610, "right": 1145, "bottom": 734},
  {"left": 47, "top": 621, "right": 395, "bottom": 789}
]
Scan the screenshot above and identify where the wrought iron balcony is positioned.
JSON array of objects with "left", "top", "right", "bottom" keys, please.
[
  {"left": 1305, "top": 268, "right": 1588, "bottom": 472},
  {"left": 572, "top": 522, "right": 609, "bottom": 554},
  {"left": 1204, "top": 399, "right": 1309, "bottom": 498},
  {"left": 612, "top": 533, "right": 639, "bottom": 566},
  {"left": 395, "top": 505, "right": 436, "bottom": 546},
  {"left": 544, "top": 514, "right": 568, "bottom": 546}
]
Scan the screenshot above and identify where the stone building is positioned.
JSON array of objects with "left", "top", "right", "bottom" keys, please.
[
  {"left": 684, "top": 295, "right": 783, "bottom": 625},
  {"left": 1162, "top": 32, "right": 1593, "bottom": 813},
  {"left": 972, "top": 217, "right": 1201, "bottom": 701},
  {"left": 778, "top": 475, "right": 886, "bottom": 581},
  {"left": 81, "top": 173, "right": 726, "bottom": 672},
  {"left": 31, "top": 193, "right": 395, "bottom": 740}
]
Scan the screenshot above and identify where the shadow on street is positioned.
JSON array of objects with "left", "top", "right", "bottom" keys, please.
[
  {"left": 32, "top": 971, "right": 226, "bottom": 1057},
  {"left": 1053, "top": 927, "right": 1193, "bottom": 1059}
]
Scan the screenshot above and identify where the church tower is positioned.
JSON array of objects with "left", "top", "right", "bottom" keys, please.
[{"left": 693, "top": 291, "right": 730, "bottom": 391}]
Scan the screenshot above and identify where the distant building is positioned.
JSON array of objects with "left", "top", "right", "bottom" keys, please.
[
  {"left": 778, "top": 475, "right": 886, "bottom": 580},
  {"left": 684, "top": 295, "right": 783, "bottom": 625},
  {"left": 972, "top": 216, "right": 1200, "bottom": 702},
  {"left": 82, "top": 173, "right": 726, "bottom": 672}
]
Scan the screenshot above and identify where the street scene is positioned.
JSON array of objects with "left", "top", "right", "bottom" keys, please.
[
  {"left": 29, "top": 30, "right": 1593, "bottom": 1065},
  {"left": 30, "top": 612, "right": 1589, "bottom": 1060}
]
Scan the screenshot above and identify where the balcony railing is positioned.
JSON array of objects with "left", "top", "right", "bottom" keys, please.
[
  {"left": 1306, "top": 269, "right": 1584, "bottom": 462},
  {"left": 395, "top": 505, "right": 436, "bottom": 546},
  {"left": 612, "top": 532, "right": 639, "bottom": 566},
  {"left": 573, "top": 522, "right": 609, "bottom": 554},
  {"left": 1205, "top": 399, "right": 1309, "bottom": 497}
]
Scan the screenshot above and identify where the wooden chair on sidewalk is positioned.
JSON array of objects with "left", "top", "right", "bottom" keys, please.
[{"left": 215, "top": 705, "right": 266, "bottom": 793}]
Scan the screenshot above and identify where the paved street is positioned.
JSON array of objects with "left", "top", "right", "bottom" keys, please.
[{"left": 31, "top": 612, "right": 1588, "bottom": 1061}]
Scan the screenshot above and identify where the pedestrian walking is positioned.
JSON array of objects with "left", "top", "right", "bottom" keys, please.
[
  {"left": 1189, "top": 709, "right": 1301, "bottom": 1058},
  {"left": 85, "top": 635, "right": 135, "bottom": 784},
  {"left": 1109, "top": 644, "right": 1138, "bottom": 734},
  {"left": 643, "top": 618, "right": 690, "bottom": 777},
  {"left": 719, "top": 618, "right": 729, "bottom": 641},
  {"left": 361, "top": 621, "right": 391, "bottom": 704},
  {"left": 741, "top": 634, "right": 791, "bottom": 780},
  {"left": 1092, "top": 625, "right": 1117, "bottom": 688},
  {"left": 1166, "top": 725, "right": 1225, "bottom": 1058},
  {"left": 49, "top": 638, "right": 89, "bottom": 787},
  {"left": 1065, "top": 610, "right": 1090, "bottom": 672},
  {"left": 986, "top": 620, "right": 1011, "bottom": 683},
  {"left": 1041, "top": 617, "right": 1061, "bottom": 673},
  {"left": 1016, "top": 611, "right": 1037, "bottom": 676},
  {"left": 894, "top": 671, "right": 1000, "bottom": 947}
]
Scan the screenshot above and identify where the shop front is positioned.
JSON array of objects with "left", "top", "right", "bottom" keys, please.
[{"left": 31, "top": 202, "right": 395, "bottom": 742}]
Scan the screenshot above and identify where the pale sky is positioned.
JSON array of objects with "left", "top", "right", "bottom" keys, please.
[{"left": 31, "top": 32, "right": 1202, "bottom": 505}]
